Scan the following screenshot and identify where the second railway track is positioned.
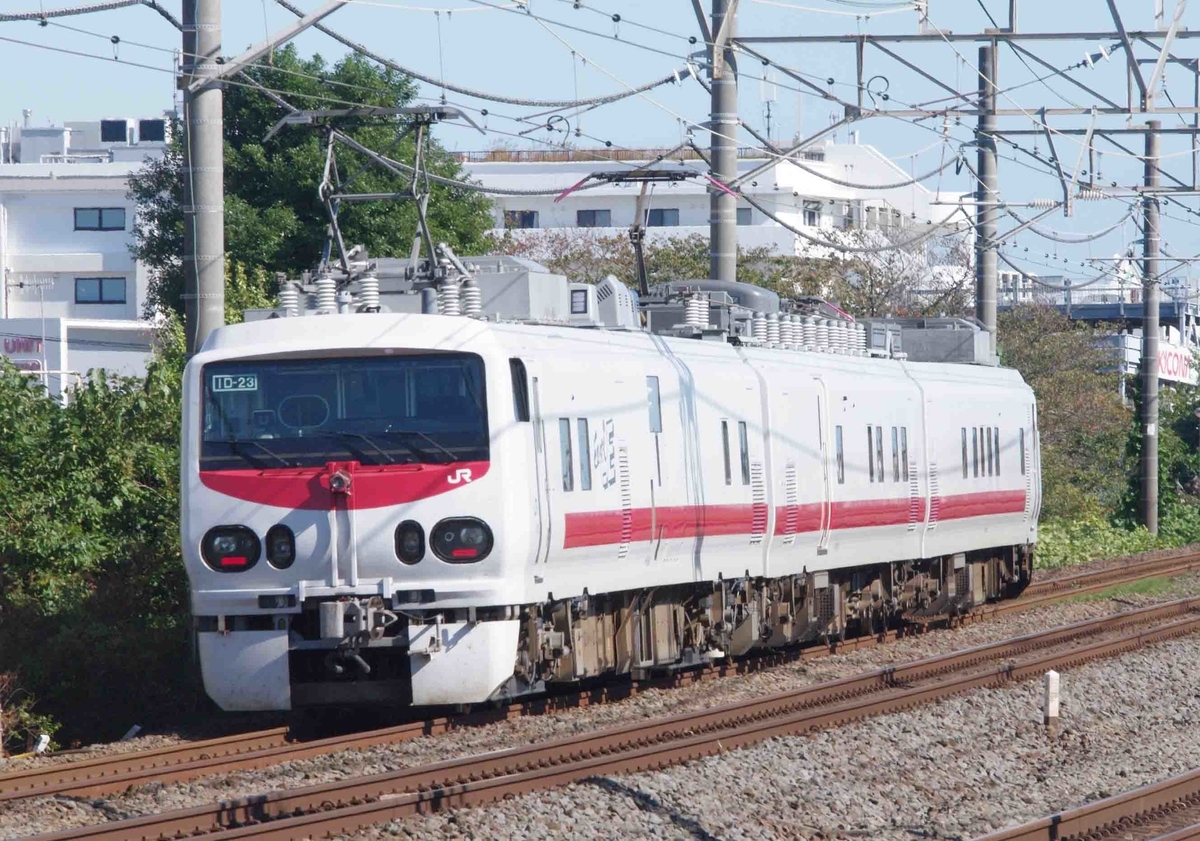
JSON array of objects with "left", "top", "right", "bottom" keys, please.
[
  {"left": 5, "top": 546, "right": 1200, "bottom": 806},
  {"left": 29, "top": 596, "right": 1200, "bottom": 841}
]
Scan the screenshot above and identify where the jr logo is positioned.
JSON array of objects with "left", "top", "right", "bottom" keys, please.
[{"left": 447, "top": 468, "right": 474, "bottom": 485}]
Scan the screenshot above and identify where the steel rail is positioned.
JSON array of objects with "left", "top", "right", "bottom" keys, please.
[
  {"left": 6, "top": 548, "right": 1200, "bottom": 803},
  {"left": 30, "top": 599, "right": 1200, "bottom": 841},
  {"left": 974, "top": 767, "right": 1200, "bottom": 840}
]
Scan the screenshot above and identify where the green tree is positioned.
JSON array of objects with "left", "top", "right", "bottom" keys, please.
[
  {"left": 129, "top": 45, "right": 492, "bottom": 319},
  {"left": 997, "top": 305, "right": 1132, "bottom": 519}
]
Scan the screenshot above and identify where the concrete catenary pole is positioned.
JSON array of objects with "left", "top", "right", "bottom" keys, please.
[
  {"left": 1141, "top": 120, "right": 1162, "bottom": 534},
  {"left": 709, "top": 0, "right": 738, "bottom": 283},
  {"left": 975, "top": 44, "right": 998, "bottom": 355},
  {"left": 182, "top": 0, "right": 225, "bottom": 355}
]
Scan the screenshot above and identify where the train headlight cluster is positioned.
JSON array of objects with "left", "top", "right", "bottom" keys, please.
[
  {"left": 265, "top": 525, "right": 296, "bottom": 569},
  {"left": 394, "top": 520, "right": 425, "bottom": 565},
  {"left": 201, "top": 526, "right": 261, "bottom": 572},
  {"left": 431, "top": 518, "right": 493, "bottom": 563}
]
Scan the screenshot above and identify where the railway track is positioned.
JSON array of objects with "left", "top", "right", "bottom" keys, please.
[
  {"left": 5, "top": 547, "right": 1199, "bottom": 806},
  {"left": 974, "top": 766, "right": 1200, "bottom": 840},
  {"left": 29, "top": 597, "right": 1200, "bottom": 841}
]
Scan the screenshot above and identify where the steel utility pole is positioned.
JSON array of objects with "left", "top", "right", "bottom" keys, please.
[
  {"left": 975, "top": 44, "right": 998, "bottom": 355},
  {"left": 1141, "top": 119, "right": 1162, "bottom": 535},
  {"left": 182, "top": 0, "right": 225, "bottom": 354},
  {"left": 709, "top": 0, "right": 738, "bottom": 283}
]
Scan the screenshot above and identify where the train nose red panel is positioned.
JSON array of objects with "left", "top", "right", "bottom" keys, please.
[{"left": 199, "top": 460, "right": 490, "bottom": 510}]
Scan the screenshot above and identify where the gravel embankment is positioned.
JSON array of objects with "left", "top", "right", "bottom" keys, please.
[{"left": 4, "top": 572, "right": 1199, "bottom": 840}]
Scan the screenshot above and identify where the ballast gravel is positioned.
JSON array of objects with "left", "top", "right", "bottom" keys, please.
[{"left": 4, "top": 572, "right": 1200, "bottom": 840}]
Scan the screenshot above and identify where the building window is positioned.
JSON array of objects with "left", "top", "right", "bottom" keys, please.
[
  {"left": 559, "top": 418, "right": 574, "bottom": 492},
  {"left": 504, "top": 210, "right": 538, "bottom": 229},
  {"left": 75, "top": 207, "right": 125, "bottom": 231},
  {"left": 736, "top": 207, "right": 752, "bottom": 226},
  {"left": 738, "top": 421, "right": 751, "bottom": 485},
  {"left": 75, "top": 277, "right": 126, "bottom": 304},
  {"left": 803, "top": 200, "right": 822, "bottom": 227},
  {"left": 836, "top": 425, "right": 845, "bottom": 484},
  {"left": 646, "top": 208, "right": 680, "bottom": 227},
  {"left": 578, "top": 419, "right": 592, "bottom": 491},
  {"left": 721, "top": 420, "right": 732, "bottom": 486},
  {"left": 577, "top": 209, "right": 612, "bottom": 228}
]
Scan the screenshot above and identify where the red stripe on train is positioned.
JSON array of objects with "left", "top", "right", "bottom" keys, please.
[{"left": 564, "top": 490, "right": 1026, "bottom": 548}]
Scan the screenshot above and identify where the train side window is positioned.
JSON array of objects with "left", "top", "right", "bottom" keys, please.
[
  {"left": 961, "top": 428, "right": 968, "bottom": 478},
  {"left": 721, "top": 420, "right": 732, "bottom": 485},
  {"left": 646, "top": 376, "right": 663, "bottom": 433},
  {"left": 972, "top": 427, "right": 979, "bottom": 478},
  {"left": 866, "top": 427, "right": 875, "bottom": 483},
  {"left": 994, "top": 427, "right": 1001, "bottom": 476},
  {"left": 875, "top": 426, "right": 884, "bottom": 484},
  {"left": 509, "top": 358, "right": 530, "bottom": 422},
  {"left": 559, "top": 418, "right": 574, "bottom": 492},
  {"left": 901, "top": 427, "right": 910, "bottom": 482},
  {"left": 891, "top": 426, "right": 900, "bottom": 483},
  {"left": 1020, "top": 428, "right": 1026, "bottom": 475},
  {"left": 578, "top": 418, "right": 592, "bottom": 490},
  {"left": 738, "top": 421, "right": 751, "bottom": 485},
  {"left": 836, "top": 425, "right": 845, "bottom": 484},
  {"left": 985, "top": 426, "right": 993, "bottom": 476}
]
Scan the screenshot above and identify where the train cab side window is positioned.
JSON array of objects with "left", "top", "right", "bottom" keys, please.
[
  {"left": 509, "top": 359, "right": 530, "bottom": 422},
  {"left": 901, "top": 427, "right": 910, "bottom": 482},
  {"left": 866, "top": 427, "right": 875, "bottom": 483},
  {"left": 994, "top": 427, "right": 1000, "bottom": 476},
  {"left": 875, "top": 426, "right": 885, "bottom": 484},
  {"left": 961, "top": 428, "right": 968, "bottom": 478},
  {"left": 721, "top": 420, "right": 732, "bottom": 486},
  {"left": 836, "top": 425, "right": 845, "bottom": 484},
  {"left": 1020, "top": 428, "right": 1027, "bottom": 475},
  {"left": 646, "top": 376, "right": 663, "bottom": 433},
  {"left": 972, "top": 428, "right": 979, "bottom": 478},
  {"left": 559, "top": 418, "right": 574, "bottom": 491},
  {"left": 985, "top": 426, "right": 993, "bottom": 477},
  {"left": 578, "top": 418, "right": 592, "bottom": 490},
  {"left": 891, "top": 426, "right": 900, "bottom": 482},
  {"left": 738, "top": 421, "right": 751, "bottom": 485}
]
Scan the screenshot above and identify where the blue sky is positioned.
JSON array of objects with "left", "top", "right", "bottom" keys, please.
[{"left": 3, "top": 0, "right": 1200, "bottom": 283}]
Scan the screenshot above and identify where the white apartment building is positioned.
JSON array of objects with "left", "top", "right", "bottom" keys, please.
[
  {"left": 460, "top": 137, "right": 967, "bottom": 258},
  {"left": 0, "top": 114, "right": 168, "bottom": 399}
]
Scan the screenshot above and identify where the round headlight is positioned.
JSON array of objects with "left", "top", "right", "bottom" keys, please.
[
  {"left": 394, "top": 520, "right": 425, "bottom": 565},
  {"left": 430, "top": 518, "right": 493, "bottom": 563},
  {"left": 201, "top": 526, "right": 261, "bottom": 572},
  {"left": 266, "top": 524, "right": 296, "bottom": 570}
]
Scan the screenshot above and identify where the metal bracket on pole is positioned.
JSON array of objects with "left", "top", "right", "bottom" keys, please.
[
  {"left": 188, "top": 0, "right": 349, "bottom": 93},
  {"left": 1037, "top": 108, "right": 1071, "bottom": 215},
  {"left": 711, "top": 0, "right": 739, "bottom": 79},
  {"left": 690, "top": 0, "right": 713, "bottom": 46},
  {"left": 1104, "top": 0, "right": 1149, "bottom": 107},
  {"left": 1069, "top": 107, "right": 1097, "bottom": 202},
  {"left": 1146, "top": 0, "right": 1188, "bottom": 107}
]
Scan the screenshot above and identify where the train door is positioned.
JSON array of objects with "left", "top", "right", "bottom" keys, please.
[
  {"left": 813, "top": 377, "right": 833, "bottom": 555},
  {"left": 530, "top": 375, "right": 552, "bottom": 564}
]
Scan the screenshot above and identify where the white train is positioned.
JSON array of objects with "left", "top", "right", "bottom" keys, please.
[{"left": 182, "top": 265, "right": 1041, "bottom": 711}]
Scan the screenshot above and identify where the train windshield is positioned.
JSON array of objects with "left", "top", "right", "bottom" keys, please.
[{"left": 200, "top": 353, "right": 488, "bottom": 470}]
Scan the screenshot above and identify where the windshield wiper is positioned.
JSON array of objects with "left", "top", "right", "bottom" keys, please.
[
  {"left": 331, "top": 431, "right": 396, "bottom": 464},
  {"left": 389, "top": 429, "right": 458, "bottom": 464},
  {"left": 230, "top": 437, "right": 291, "bottom": 468}
]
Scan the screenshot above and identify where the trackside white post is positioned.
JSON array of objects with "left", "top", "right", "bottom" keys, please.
[{"left": 1043, "top": 670, "right": 1060, "bottom": 736}]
